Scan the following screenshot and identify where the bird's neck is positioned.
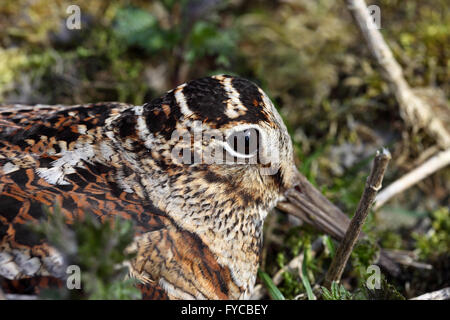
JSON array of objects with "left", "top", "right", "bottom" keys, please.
[
  {"left": 168, "top": 199, "right": 268, "bottom": 299},
  {"left": 158, "top": 167, "right": 282, "bottom": 298}
]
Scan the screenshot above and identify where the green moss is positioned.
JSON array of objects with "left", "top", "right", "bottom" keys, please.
[
  {"left": 351, "top": 239, "right": 380, "bottom": 274},
  {"left": 279, "top": 270, "right": 305, "bottom": 300},
  {"left": 414, "top": 207, "right": 450, "bottom": 260},
  {"left": 32, "top": 204, "right": 141, "bottom": 300},
  {"left": 379, "top": 230, "right": 404, "bottom": 250},
  {"left": 0, "top": 48, "right": 27, "bottom": 99}
]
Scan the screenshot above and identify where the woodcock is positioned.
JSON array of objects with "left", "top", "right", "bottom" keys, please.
[{"left": 0, "top": 75, "right": 321, "bottom": 299}]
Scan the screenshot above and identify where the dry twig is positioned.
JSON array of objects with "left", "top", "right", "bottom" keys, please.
[
  {"left": 324, "top": 149, "right": 391, "bottom": 288},
  {"left": 411, "top": 287, "right": 450, "bottom": 300},
  {"left": 278, "top": 166, "right": 400, "bottom": 275},
  {"left": 344, "top": 0, "right": 450, "bottom": 149},
  {"left": 374, "top": 148, "right": 450, "bottom": 210},
  {"left": 382, "top": 250, "right": 432, "bottom": 270}
]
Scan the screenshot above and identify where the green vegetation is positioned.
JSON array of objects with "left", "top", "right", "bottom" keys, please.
[
  {"left": 32, "top": 204, "right": 141, "bottom": 300},
  {"left": 414, "top": 207, "right": 450, "bottom": 260},
  {"left": 321, "top": 281, "right": 353, "bottom": 300},
  {"left": 258, "top": 270, "right": 285, "bottom": 300}
]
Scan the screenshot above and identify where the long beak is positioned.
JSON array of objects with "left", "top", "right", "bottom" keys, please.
[
  {"left": 277, "top": 169, "right": 400, "bottom": 275},
  {"left": 278, "top": 170, "right": 349, "bottom": 241}
]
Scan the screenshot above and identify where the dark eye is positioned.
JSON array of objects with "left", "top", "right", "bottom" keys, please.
[{"left": 226, "top": 128, "right": 260, "bottom": 156}]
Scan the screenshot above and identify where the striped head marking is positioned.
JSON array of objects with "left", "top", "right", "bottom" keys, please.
[{"left": 121, "top": 75, "right": 298, "bottom": 203}]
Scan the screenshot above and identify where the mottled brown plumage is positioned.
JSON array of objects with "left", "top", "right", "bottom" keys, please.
[{"left": 0, "top": 75, "right": 299, "bottom": 299}]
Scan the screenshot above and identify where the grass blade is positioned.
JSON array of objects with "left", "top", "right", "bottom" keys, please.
[
  {"left": 323, "top": 235, "right": 335, "bottom": 257},
  {"left": 258, "top": 270, "right": 285, "bottom": 300},
  {"left": 301, "top": 249, "right": 316, "bottom": 300}
]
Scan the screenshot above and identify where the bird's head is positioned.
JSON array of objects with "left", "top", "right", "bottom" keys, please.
[
  {"left": 112, "top": 75, "right": 297, "bottom": 217},
  {"left": 109, "top": 75, "right": 299, "bottom": 233}
]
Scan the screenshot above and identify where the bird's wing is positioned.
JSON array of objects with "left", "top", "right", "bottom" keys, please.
[{"left": 0, "top": 104, "right": 168, "bottom": 289}]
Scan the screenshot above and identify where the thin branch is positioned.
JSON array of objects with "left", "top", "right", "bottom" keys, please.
[
  {"left": 411, "top": 287, "right": 450, "bottom": 300},
  {"left": 382, "top": 250, "right": 432, "bottom": 270},
  {"left": 4, "top": 294, "right": 38, "bottom": 300},
  {"left": 324, "top": 149, "right": 391, "bottom": 288},
  {"left": 278, "top": 167, "right": 401, "bottom": 276},
  {"left": 344, "top": 0, "right": 450, "bottom": 148},
  {"left": 374, "top": 148, "right": 450, "bottom": 210}
]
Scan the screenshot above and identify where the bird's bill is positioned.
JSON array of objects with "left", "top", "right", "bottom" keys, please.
[
  {"left": 278, "top": 170, "right": 351, "bottom": 242},
  {"left": 278, "top": 169, "right": 401, "bottom": 275}
]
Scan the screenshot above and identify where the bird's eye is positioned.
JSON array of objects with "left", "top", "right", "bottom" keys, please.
[{"left": 226, "top": 128, "right": 260, "bottom": 157}]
